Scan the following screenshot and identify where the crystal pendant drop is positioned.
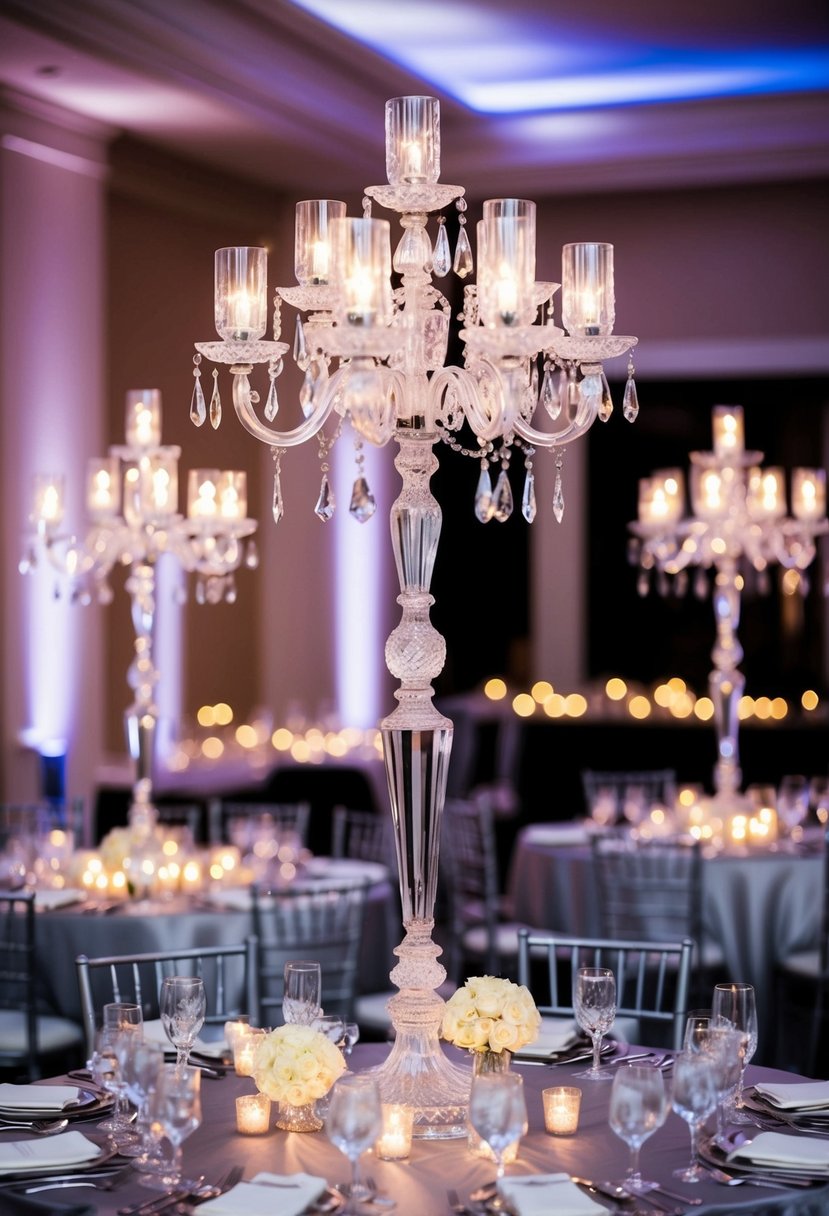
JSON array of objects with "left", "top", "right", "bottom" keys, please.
[
  {"left": 432, "top": 221, "right": 451, "bottom": 277},
  {"left": 209, "top": 372, "right": 222, "bottom": 429},
  {"left": 394, "top": 226, "right": 432, "bottom": 273},
  {"left": 553, "top": 467, "right": 565, "bottom": 523},
  {"left": 598, "top": 371, "right": 613, "bottom": 422},
  {"left": 693, "top": 568, "right": 708, "bottom": 599},
  {"left": 244, "top": 540, "right": 259, "bottom": 569},
  {"left": 349, "top": 476, "right": 376, "bottom": 523},
  {"left": 265, "top": 377, "right": 279, "bottom": 421},
  {"left": 314, "top": 473, "right": 335, "bottom": 522},
  {"left": 293, "top": 316, "right": 309, "bottom": 370},
  {"left": 637, "top": 571, "right": 651, "bottom": 597},
  {"left": 453, "top": 225, "right": 473, "bottom": 278},
  {"left": 190, "top": 375, "right": 206, "bottom": 427},
  {"left": 272, "top": 468, "right": 284, "bottom": 525},
  {"left": 540, "top": 367, "right": 562, "bottom": 420},
  {"left": 299, "top": 368, "right": 315, "bottom": 418},
  {"left": 474, "top": 466, "right": 495, "bottom": 523},
  {"left": 623, "top": 375, "right": 640, "bottom": 423},
  {"left": 521, "top": 470, "right": 537, "bottom": 523},
  {"left": 493, "top": 469, "right": 513, "bottom": 522}
]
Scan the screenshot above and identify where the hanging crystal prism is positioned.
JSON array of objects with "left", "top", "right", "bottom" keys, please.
[
  {"left": 209, "top": 368, "right": 222, "bottom": 429},
  {"left": 493, "top": 469, "right": 513, "bottom": 522},
  {"left": 623, "top": 355, "right": 639, "bottom": 422},
  {"left": 349, "top": 475, "right": 376, "bottom": 523},
  {"left": 293, "top": 315, "right": 309, "bottom": 370},
  {"left": 299, "top": 366, "right": 316, "bottom": 418},
  {"left": 264, "top": 375, "right": 279, "bottom": 421},
  {"left": 521, "top": 469, "right": 537, "bottom": 523},
  {"left": 394, "top": 225, "right": 432, "bottom": 273},
  {"left": 540, "top": 364, "right": 563, "bottom": 420},
  {"left": 314, "top": 472, "right": 335, "bottom": 522},
  {"left": 432, "top": 219, "right": 451, "bottom": 277},
  {"left": 598, "top": 370, "right": 613, "bottom": 422},
  {"left": 578, "top": 372, "right": 601, "bottom": 425},
  {"left": 190, "top": 356, "right": 206, "bottom": 427},
  {"left": 453, "top": 224, "right": 473, "bottom": 279},
  {"left": 272, "top": 451, "right": 284, "bottom": 525},
  {"left": 553, "top": 453, "right": 565, "bottom": 523},
  {"left": 474, "top": 465, "right": 495, "bottom": 523}
]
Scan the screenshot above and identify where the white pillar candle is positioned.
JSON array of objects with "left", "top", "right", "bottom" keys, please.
[{"left": 711, "top": 405, "right": 744, "bottom": 459}]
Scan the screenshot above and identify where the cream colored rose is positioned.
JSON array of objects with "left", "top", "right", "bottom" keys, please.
[{"left": 489, "top": 1020, "right": 521, "bottom": 1051}]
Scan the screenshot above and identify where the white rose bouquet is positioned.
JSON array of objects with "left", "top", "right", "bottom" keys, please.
[
  {"left": 441, "top": 975, "right": 541, "bottom": 1054},
  {"left": 252, "top": 1024, "right": 346, "bottom": 1107}
]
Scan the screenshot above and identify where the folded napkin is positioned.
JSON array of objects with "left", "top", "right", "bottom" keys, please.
[
  {"left": 0, "top": 1130, "right": 102, "bottom": 1174},
  {"left": 515, "top": 1018, "right": 581, "bottom": 1059},
  {"left": 499, "top": 1174, "right": 607, "bottom": 1216},
  {"left": 0, "top": 1085, "right": 81, "bottom": 1112},
  {"left": 33, "top": 888, "right": 86, "bottom": 911},
  {"left": 728, "top": 1131, "right": 829, "bottom": 1172},
  {"left": 198, "top": 1173, "right": 327, "bottom": 1216},
  {"left": 754, "top": 1080, "right": 829, "bottom": 1110},
  {"left": 142, "top": 1020, "right": 229, "bottom": 1058},
  {"left": 524, "top": 825, "right": 590, "bottom": 848}
]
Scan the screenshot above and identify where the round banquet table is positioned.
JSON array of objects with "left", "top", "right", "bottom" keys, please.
[
  {"left": 507, "top": 823, "right": 823, "bottom": 1053},
  {"left": 32, "top": 859, "right": 398, "bottom": 1025},
  {"left": 14, "top": 1044, "right": 829, "bottom": 1215}
]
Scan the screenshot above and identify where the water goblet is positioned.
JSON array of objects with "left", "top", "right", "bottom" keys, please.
[
  {"left": 468, "top": 1073, "right": 528, "bottom": 1211},
  {"left": 712, "top": 982, "right": 758, "bottom": 1123},
  {"left": 103, "top": 1001, "right": 143, "bottom": 1032},
  {"left": 144, "top": 1064, "right": 202, "bottom": 1193},
  {"left": 325, "top": 1074, "right": 383, "bottom": 1213},
  {"left": 89, "top": 1027, "right": 141, "bottom": 1147},
  {"left": 314, "top": 1013, "right": 346, "bottom": 1046},
  {"left": 671, "top": 1051, "right": 718, "bottom": 1182},
  {"left": 683, "top": 1009, "right": 714, "bottom": 1052},
  {"left": 608, "top": 1063, "right": 668, "bottom": 1193},
  {"left": 777, "top": 775, "right": 810, "bottom": 844},
  {"left": 700, "top": 1024, "right": 744, "bottom": 1146},
  {"left": 113, "top": 1036, "right": 165, "bottom": 1160},
  {"left": 573, "top": 966, "right": 616, "bottom": 1079},
  {"left": 159, "top": 976, "right": 206, "bottom": 1066},
  {"left": 342, "top": 1021, "right": 360, "bottom": 1057},
  {"left": 283, "top": 959, "right": 322, "bottom": 1025}
]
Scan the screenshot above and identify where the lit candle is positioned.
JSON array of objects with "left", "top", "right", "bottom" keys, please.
[
  {"left": 217, "top": 471, "right": 247, "bottom": 520},
  {"left": 86, "top": 458, "right": 120, "bottom": 519},
  {"left": 188, "top": 469, "right": 219, "bottom": 519},
  {"left": 375, "top": 1103, "right": 414, "bottom": 1160},
  {"left": 149, "top": 455, "right": 177, "bottom": 516},
  {"left": 32, "top": 474, "right": 65, "bottom": 528},
  {"left": 561, "top": 242, "right": 615, "bottom": 337},
  {"left": 223, "top": 1017, "right": 250, "bottom": 1056},
  {"left": 233, "top": 1027, "right": 265, "bottom": 1077},
  {"left": 792, "top": 468, "right": 826, "bottom": 522},
  {"left": 712, "top": 405, "right": 744, "bottom": 459},
  {"left": 236, "top": 1093, "right": 271, "bottom": 1135},
  {"left": 214, "top": 247, "right": 267, "bottom": 341},
  {"left": 542, "top": 1086, "right": 581, "bottom": 1135},
  {"left": 746, "top": 467, "right": 784, "bottom": 519},
  {"left": 385, "top": 96, "right": 440, "bottom": 186},
  {"left": 180, "top": 858, "right": 203, "bottom": 893},
  {"left": 330, "top": 217, "right": 393, "bottom": 328},
  {"left": 639, "top": 470, "right": 684, "bottom": 526},
  {"left": 125, "top": 389, "right": 162, "bottom": 447},
  {"left": 294, "top": 200, "right": 346, "bottom": 286}
]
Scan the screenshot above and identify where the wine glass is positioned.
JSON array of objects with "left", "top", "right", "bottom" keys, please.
[
  {"left": 810, "top": 776, "right": 829, "bottom": 826},
  {"left": 468, "top": 1073, "right": 528, "bottom": 1210},
  {"left": 608, "top": 1063, "right": 668, "bottom": 1194},
  {"left": 572, "top": 966, "right": 616, "bottom": 1079},
  {"left": 144, "top": 1064, "right": 202, "bottom": 1193},
  {"left": 682, "top": 1009, "right": 713, "bottom": 1052},
  {"left": 700, "top": 1024, "right": 744, "bottom": 1147},
  {"left": 89, "top": 1027, "right": 140, "bottom": 1147},
  {"left": 711, "top": 982, "right": 758, "bottom": 1124},
  {"left": 325, "top": 1075, "right": 383, "bottom": 1213},
  {"left": 671, "top": 1051, "right": 718, "bottom": 1182},
  {"left": 777, "top": 775, "right": 810, "bottom": 844},
  {"left": 314, "top": 1013, "right": 346, "bottom": 1046},
  {"left": 342, "top": 1022, "right": 360, "bottom": 1057},
  {"left": 283, "top": 959, "right": 322, "bottom": 1025},
  {"left": 103, "top": 1001, "right": 143, "bottom": 1032},
  {"left": 159, "top": 976, "right": 206, "bottom": 1066},
  {"left": 112, "top": 1036, "right": 165, "bottom": 1160}
]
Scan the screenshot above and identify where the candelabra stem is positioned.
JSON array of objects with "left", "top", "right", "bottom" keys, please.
[
  {"left": 124, "top": 561, "right": 160, "bottom": 832},
  {"left": 368, "top": 425, "right": 469, "bottom": 1139},
  {"left": 709, "top": 557, "right": 746, "bottom": 810}
]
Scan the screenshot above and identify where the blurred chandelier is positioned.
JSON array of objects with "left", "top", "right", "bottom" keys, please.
[
  {"left": 21, "top": 390, "right": 258, "bottom": 831},
  {"left": 193, "top": 95, "right": 638, "bottom": 1137},
  {"left": 630, "top": 404, "right": 827, "bottom": 812}
]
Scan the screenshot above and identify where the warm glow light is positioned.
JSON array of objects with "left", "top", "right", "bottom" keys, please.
[
  {"left": 667, "top": 677, "right": 686, "bottom": 693},
  {"left": 484, "top": 678, "right": 508, "bottom": 700},
  {"left": 543, "top": 693, "right": 566, "bottom": 717},
  {"left": 782, "top": 568, "right": 802, "bottom": 596},
  {"left": 605, "top": 677, "right": 627, "bottom": 700},
  {"left": 202, "top": 736, "right": 224, "bottom": 758},
  {"left": 235, "top": 724, "right": 258, "bottom": 748},
  {"left": 291, "top": 739, "right": 312, "bottom": 762},
  {"left": 654, "top": 683, "right": 671, "bottom": 707},
  {"left": 512, "top": 693, "right": 536, "bottom": 717},
  {"left": 564, "top": 693, "right": 587, "bottom": 717},
  {"left": 802, "top": 689, "right": 819, "bottom": 711},
  {"left": 754, "top": 697, "right": 772, "bottom": 720},
  {"left": 628, "top": 695, "right": 652, "bottom": 719},
  {"left": 272, "top": 728, "right": 293, "bottom": 750},
  {"left": 214, "top": 702, "right": 233, "bottom": 726},
  {"left": 738, "top": 696, "right": 755, "bottom": 719},
  {"left": 694, "top": 697, "right": 715, "bottom": 720},
  {"left": 771, "top": 697, "right": 788, "bottom": 720},
  {"left": 197, "top": 705, "right": 215, "bottom": 727},
  {"left": 532, "top": 680, "right": 554, "bottom": 702}
]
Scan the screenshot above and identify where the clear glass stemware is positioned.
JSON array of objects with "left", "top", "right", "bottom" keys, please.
[
  {"left": 608, "top": 1063, "right": 668, "bottom": 1193},
  {"left": 573, "top": 966, "right": 616, "bottom": 1080},
  {"left": 143, "top": 1064, "right": 202, "bottom": 1193},
  {"left": 711, "top": 982, "right": 758, "bottom": 1124},
  {"left": 467, "top": 1073, "right": 528, "bottom": 1210},
  {"left": 325, "top": 1074, "right": 384, "bottom": 1213},
  {"left": 283, "top": 959, "right": 322, "bottom": 1026},
  {"left": 159, "top": 976, "right": 206, "bottom": 1066},
  {"left": 672, "top": 1051, "right": 718, "bottom": 1182}
]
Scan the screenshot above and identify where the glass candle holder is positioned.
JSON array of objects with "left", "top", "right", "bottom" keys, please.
[
  {"left": 216, "top": 470, "right": 247, "bottom": 520},
  {"left": 86, "top": 457, "right": 120, "bottom": 520},
  {"left": 146, "top": 453, "right": 178, "bottom": 519},
  {"left": 638, "top": 469, "right": 684, "bottom": 526},
  {"left": 32, "top": 474, "right": 65, "bottom": 527},
  {"left": 233, "top": 1026, "right": 265, "bottom": 1077},
  {"left": 223, "top": 1017, "right": 250, "bottom": 1055},
  {"left": 792, "top": 467, "right": 826, "bottom": 521},
  {"left": 746, "top": 466, "right": 785, "bottom": 519},
  {"left": 214, "top": 247, "right": 267, "bottom": 341},
  {"left": 385, "top": 95, "right": 440, "bottom": 185},
  {"left": 482, "top": 199, "right": 537, "bottom": 271},
  {"left": 561, "top": 242, "right": 614, "bottom": 336},
  {"left": 712, "top": 405, "right": 744, "bottom": 459},
  {"left": 375, "top": 1103, "right": 414, "bottom": 1160},
  {"left": 187, "top": 469, "right": 220, "bottom": 519},
  {"left": 125, "top": 389, "right": 162, "bottom": 447},
  {"left": 330, "top": 217, "right": 393, "bottom": 327},
  {"left": 295, "top": 200, "right": 346, "bottom": 285},
  {"left": 236, "top": 1093, "right": 271, "bottom": 1135},
  {"left": 476, "top": 216, "right": 534, "bottom": 328},
  {"left": 542, "top": 1086, "right": 582, "bottom": 1135},
  {"left": 691, "top": 464, "right": 726, "bottom": 518}
]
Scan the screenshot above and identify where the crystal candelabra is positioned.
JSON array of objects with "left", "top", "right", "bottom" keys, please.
[
  {"left": 192, "top": 95, "right": 639, "bottom": 1137},
  {"left": 21, "top": 389, "right": 258, "bottom": 832},
  {"left": 630, "top": 404, "right": 827, "bottom": 811}
]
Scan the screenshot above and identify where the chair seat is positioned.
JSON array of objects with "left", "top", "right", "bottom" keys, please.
[{"left": 0, "top": 1010, "right": 84, "bottom": 1056}]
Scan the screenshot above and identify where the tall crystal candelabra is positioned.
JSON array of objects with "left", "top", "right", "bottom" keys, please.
[
  {"left": 630, "top": 404, "right": 827, "bottom": 811},
  {"left": 192, "top": 95, "right": 639, "bottom": 1137},
  {"left": 21, "top": 389, "right": 258, "bottom": 831}
]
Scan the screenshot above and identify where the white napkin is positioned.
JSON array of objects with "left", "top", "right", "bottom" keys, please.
[
  {"left": 0, "top": 1084, "right": 81, "bottom": 1112},
  {"left": 0, "top": 1130, "right": 102, "bottom": 1174},
  {"left": 728, "top": 1131, "right": 829, "bottom": 1172},
  {"left": 499, "top": 1174, "right": 607, "bottom": 1216},
  {"left": 33, "top": 888, "right": 86, "bottom": 911},
  {"left": 202, "top": 888, "right": 252, "bottom": 911},
  {"left": 198, "top": 1172, "right": 327, "bottom": 1216},
  {"left": 142, "top": 1020, "right": 229, "bottom": 1058},
  {"left": 525, "top": 825, "right": 590, "bottom": 847},
  {"left": 754, "top": 1080, "right": 829, "bottom": 1110},
  {"left": 515, "top": 1018, "right": 580, "bottom": 1059}
]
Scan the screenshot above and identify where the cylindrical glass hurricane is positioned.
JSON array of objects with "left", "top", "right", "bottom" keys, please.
[
  {"left": 214, "top": 247, "right": 267, "bottom": 341},
  {"left": 385, "top": 96, "right": 440, "bottom": 185},
  {"left": 330, "top": 217, "right": 393, "bottom": 327},
  {"left": 561, "top": 242, "right": 615, "bottom": 336},
  {"left": 477, "top": 216, "right": 534, "bottom": 328},
  {"left": 125, "top": 389, "right": 162, "bottom": 447},
  {"left": 746, "top": 467, "right": 785, "bottom": 520},
  {"left": 792, "top": 467, "right": 827, "bottom": 521},
  {"left": 295, "top": 200, "right": 346, "bottom": 285},
  {"left": 86, "top": 457, "right": 121, "bottom": 520},
  {"left": 482, "top": 199, "right": 537, "bottom": 272}
]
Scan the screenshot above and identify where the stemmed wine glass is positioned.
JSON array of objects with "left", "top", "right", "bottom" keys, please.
[
  {"left": 89, "top": 1027, "right": 140, "bottom": 1148},
  {"left": 608, "top": 1063, "right": 668, "bottom": 1194},
  {"left": 712, "top": 982, "right": 758, "bottom": 1124},
  {"left": 112, "top": 1036, "right": 165, "bottom": 1161},
  {"left": 325, "top": 1075, "right": 383, "bottom": 1213},
  {"left": 468, "top": 1073, "right": 528, "bottom": 1211},
  {"left": 283, "top": 960, "right": 322, "bottom": 1025},
  {"left": 144, "top": 1064, "right": 202, "bottom": 1193},
  {"left": 671, "top": 1051, "right": 718, "bottom": 1182},
  {"left": 700, "top": 1024, "right": 744, "bottom": 1147},
  {"left": 159, "top": 976, "right": 206, "bottom": 1067},
  {"left": 573, "top": 966, "right": 616, "bottom": 1080},
  {"left": 777, "top": 775, "right": 810, "bottom": 845}
]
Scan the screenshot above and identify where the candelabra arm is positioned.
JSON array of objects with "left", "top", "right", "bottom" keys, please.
[
  {"left": 123, "top": 561, "right": 160, "bottom": 833},
  {"left": 231, "top": 363, "right": 336, "bottom": 449},
  {"left": 514, "top": 400, "right": 600, "bottom": 450},
  {"left": 709, "top": 557, "right": 745, "bottom": 807}
]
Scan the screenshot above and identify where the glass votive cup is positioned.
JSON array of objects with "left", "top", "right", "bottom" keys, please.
[
  {"left": 236, "top": 1093, "right": 271, "bottom": 1135},
  {"left": 223, "top": 1016, "right": 250, "bottom": 1054},
  {"left": 543, "top": 1086, "right": 582, "bottom": 1135},
  {"left": 233, "top": 1026, "right": 265, "bottom": 1077},
  {"left": 375, "top": 1103, "right": 414, "bottom": 1160}
]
